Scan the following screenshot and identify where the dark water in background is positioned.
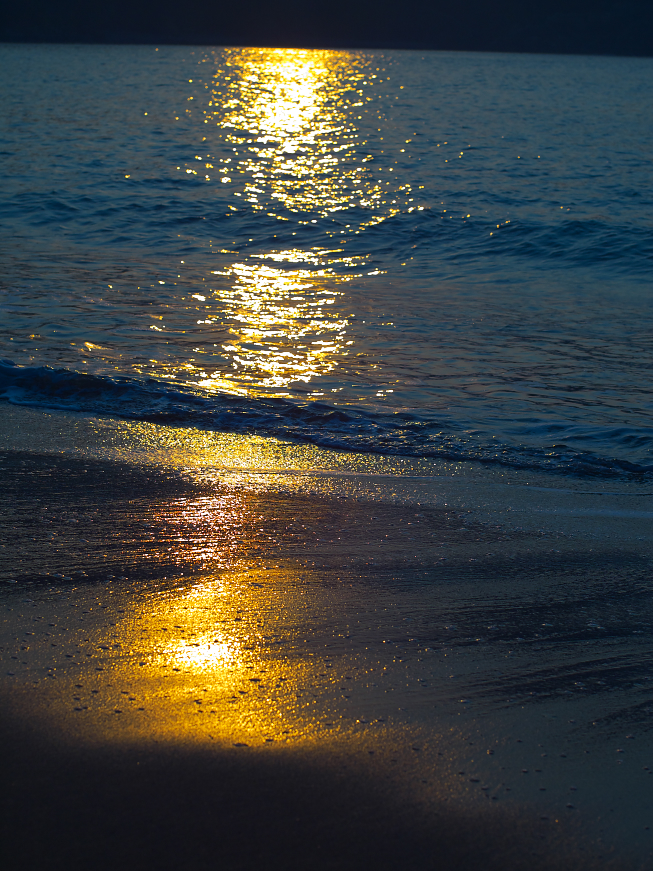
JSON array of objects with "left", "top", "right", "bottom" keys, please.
[{"left": 1, "top": 44, "right": 652, "bottom": 477}]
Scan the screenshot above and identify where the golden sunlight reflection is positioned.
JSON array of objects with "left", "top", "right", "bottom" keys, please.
[
  {"left": 13, "top": 470, "right": 455, "bottom": 757},
  {"left": 169, "top": 638, "right": 234, "bottom": 670},
  {"left": 77, "top": 565, "right": 353, "bottom": 747},
  {"left": 199, "top": 252, "right": 361, "bottom": 395},
  {"left": 101, "top": 418, "right": 443, "bottom": 482},
  {"left": 121, "top": 49, "right": 420, "bottom": 398},
  {"left": 150, "top": 492, "right": 250, "bottom": 572},
  {"left": 209, "top": 48, "right": 378, "bottom": 215},
  {"left": 157, "top": 581, "right": 241, "bottom": 673},
  {"left": 164, "top": 48, "right": 406, "bottom": 398}
]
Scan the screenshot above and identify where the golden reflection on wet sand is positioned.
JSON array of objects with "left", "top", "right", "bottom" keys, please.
[
  {"left": 4, "top": 563, "right": 392, "bottom": 749},
  {"left": 4, "top": 551, "right": 606, "bottom": 871},
  {"left": 1, "top": 434, "right": 650, "bottom": 866},
  {"left": 0, "top": 452, "right": 481, "bottom": 751}
]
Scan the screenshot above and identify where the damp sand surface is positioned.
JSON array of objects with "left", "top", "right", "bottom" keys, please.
[{"left": 1, "top": 407, "right": 653, "bottom": 870}]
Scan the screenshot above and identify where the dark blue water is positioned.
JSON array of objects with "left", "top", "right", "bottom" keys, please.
[{"left": 1, "top": 44, "right": 652, "bottom": 477}]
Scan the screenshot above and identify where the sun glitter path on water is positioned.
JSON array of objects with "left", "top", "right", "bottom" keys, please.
[{"left": 173, "top": 48, "right": 403, "bottom": 399}]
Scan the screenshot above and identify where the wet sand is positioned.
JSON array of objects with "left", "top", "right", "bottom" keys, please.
[{"left": 2, "top": 406, "right": 653, "bottom": 869}]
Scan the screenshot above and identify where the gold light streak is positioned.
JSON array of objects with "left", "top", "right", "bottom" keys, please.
[
  {"left": 156, "top": 492, "right": 250, "bottom": 567},
  {"left": 33, "top": 557, "right": 364, "bottom": 747},
  {"left": 197, "top": 51, "right": 373, "bottom": 396},
  {"left": 2, "top": 427, "right": 465, "bottom": 753},
  {"left": 197, "top": 253, "right": 360, "bottom": 396},
  {"left": 146, "top": 49, "right": 413, "bottom": 398},
  {"left": 155, "top": 580, "right": 241, "bottom": 675},
  {"left": 201, "top": 47, "right": 410, "bottom": 221},
  {"left": 210, "top": 48, "right": 374, "bottom": 216}
]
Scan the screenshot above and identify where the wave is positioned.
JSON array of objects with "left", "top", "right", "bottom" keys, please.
[
  {"left": 3, "top": 192, "right": 653, "bottom": 275},
  {"left": 358, "top": 209, "right": 653, "bottom": 274},
  {"left": 1, "top": 360, "right": 651, "bottom": 480}
]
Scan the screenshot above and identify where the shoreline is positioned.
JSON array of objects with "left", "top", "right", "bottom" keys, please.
[{"left": 2, "top": 404, "right": 653, "bottom": 868}]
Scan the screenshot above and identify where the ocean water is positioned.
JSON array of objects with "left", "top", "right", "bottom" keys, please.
[{"left": 1, "top": 44, "right": 652, "bottom": 478}]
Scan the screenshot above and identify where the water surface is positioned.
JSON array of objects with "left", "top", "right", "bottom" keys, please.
[{"left": 1, "top": 44, "right": 652, "bottom": 477}]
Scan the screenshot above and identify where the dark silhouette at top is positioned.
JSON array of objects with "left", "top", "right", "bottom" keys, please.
[{"left": 1, "top": 0, "right": 652, "bottom": 56}]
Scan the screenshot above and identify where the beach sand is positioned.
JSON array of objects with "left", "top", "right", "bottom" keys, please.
[{"left": 1, "top": 405, "right": 653, "bottom": 870}]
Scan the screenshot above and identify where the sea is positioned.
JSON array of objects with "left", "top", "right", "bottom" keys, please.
[
  {"left": 1, "top": 43, "right": 652, "bottom": 481},
  {"left": 5, "top": 47, "right": 653, "bottom": 867}
]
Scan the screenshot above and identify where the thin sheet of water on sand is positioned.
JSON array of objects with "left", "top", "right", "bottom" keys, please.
[{"left": 1, "top": 405, "right": 653, "bottom": 870}]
